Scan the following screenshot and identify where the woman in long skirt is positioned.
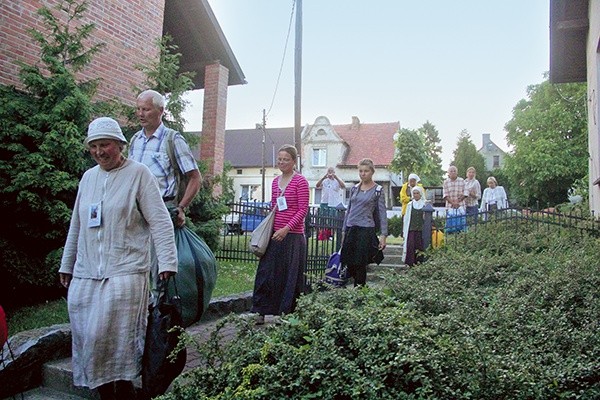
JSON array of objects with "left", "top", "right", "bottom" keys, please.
[
  {"left": 251, "top": 145, "right": 309, "bottom": 324},
  {"left": 402, "top": 186, "right": 426, "bottom": 266}
]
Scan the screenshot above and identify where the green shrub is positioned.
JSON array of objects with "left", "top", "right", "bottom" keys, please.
[
  {"left": 387, "top": 215, "right": 402, "bottom": 237},
  {"left": 161, "top": 222, "right": 600, "bottom": 399}
]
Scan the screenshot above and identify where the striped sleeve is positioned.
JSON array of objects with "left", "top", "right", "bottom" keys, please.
[{"left": 273, "top": 174, "right": 309, "bottom": 234}]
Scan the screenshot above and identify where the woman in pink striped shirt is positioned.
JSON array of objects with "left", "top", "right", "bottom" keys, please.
[{"left": 251, "top": 145, "right": 309, "bottom": 324}]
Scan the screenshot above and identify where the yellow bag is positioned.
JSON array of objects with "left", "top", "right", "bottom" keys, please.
[{"left": 432, "top": 229, "right": 444, "bottom": 249}]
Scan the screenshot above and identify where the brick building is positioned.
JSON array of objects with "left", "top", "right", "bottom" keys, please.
[{"left": 0, "top": 0, "right": 245, "bottom": 176}]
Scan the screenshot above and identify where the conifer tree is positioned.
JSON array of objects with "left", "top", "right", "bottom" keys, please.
[{"left": 0, "top": 0, "right": 102, "bottom": 304}]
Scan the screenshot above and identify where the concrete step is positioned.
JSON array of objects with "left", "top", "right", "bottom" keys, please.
[
  {"left": 41, "top": 358, "right": 144, "bottom": 399},
  {"left": 41, "top": 358, "right": 100, "bottom": 399},
  {"left": 7, "top": 293, "right": 254, "bottom": 400},
  {"left": 383, "top": 244, "right": 402, "bottom": 254},
  {"left": 19, "top": 387, "right": 89, "bottom": 400}
]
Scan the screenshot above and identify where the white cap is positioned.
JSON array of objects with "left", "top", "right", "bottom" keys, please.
[{"left": 84, "top": 117, "right": 127, "bottom": 147}]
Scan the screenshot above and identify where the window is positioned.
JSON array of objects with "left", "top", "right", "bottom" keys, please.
[
  {"left": 236, "top": 169, "right": 243, "bottom": 175},
  {"left": 240, "top": 185, "right": 259, "bottom": 201},
  {"left": 313, "top": 188, "right": 322, "bottom": 204},
  {"left": 493, "top": 155, "right": 500, "bottom": 168},
  {"left": 312, "top": 148, "right": 326, "bottom": 167}
]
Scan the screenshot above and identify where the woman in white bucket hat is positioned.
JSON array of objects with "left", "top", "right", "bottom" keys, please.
[{"left": 59, "top": 117, "right": 177, "bottom": 399}]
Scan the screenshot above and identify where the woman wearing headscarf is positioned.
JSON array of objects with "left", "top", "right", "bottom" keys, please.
[
  {"left": 400, "top": 173, "right": 426, "bottom": 217},
  {"left": 59, "top": 117, "right": 177, "bottom": 399},
  {"left": 402, "top": 185, "right": 426, "bottom": 266}
]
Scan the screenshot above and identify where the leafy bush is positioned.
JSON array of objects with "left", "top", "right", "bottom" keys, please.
[
  {"left": 161, "top": 222, "right": 600, "bottom": 399},
  {"left": 186, "top": 163, "right": 232, "bottom": 252},
  {"left": 387, "top": 215, "right": 402, "bottom": 237}
]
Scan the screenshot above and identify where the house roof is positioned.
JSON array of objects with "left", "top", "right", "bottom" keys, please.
[
  {"left": 549, "top": 0, "right": 589, "bottom": 83},
  {"left": 332, "top": 121, "right": 400, "bottom": 167},
  {"left": 163, "top": 0, "right": 246, "bottom": 89},
  {"left": 215, "top": 119, "right": 399, "bottom": 169},
  {"left": 477, "top": 133, "right": 506, "bottom": 154},
  {"left": 223, "top": 128, "right": 296, "bottom": 168}
]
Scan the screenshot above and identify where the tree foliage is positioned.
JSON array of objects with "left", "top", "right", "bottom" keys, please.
[
  {"left": 0, "top": 0, "right": 102, "bottom": 306},
  {"left": 391, "top": 123, "right": 444, "bottom": 186},
  {"left": 503, "top": 78, "right": 588, "bottom": 207},
  {"left": 390, "top": 128, "right": 427, "bottom": 181},
  {"left": 451, "top": 130, "right": 486, "bottom": 178},
  {"left": 418, "top": 121, "right": 444, "bottom": 186},
  {"left": 130, "top": 35, "right": 196, "bottom": 136}
]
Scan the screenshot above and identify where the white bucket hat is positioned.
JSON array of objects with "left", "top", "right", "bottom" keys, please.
[{"left": 84, "top": 117, "right": 127, "bottom": 147}]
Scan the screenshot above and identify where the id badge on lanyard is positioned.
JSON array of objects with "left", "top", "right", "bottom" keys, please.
[
  {"left": 88, "top": 201, "right": 102, "bottom": 228},
  {"left": 277, "top": 196, "right": 288, "bottom": 211}
]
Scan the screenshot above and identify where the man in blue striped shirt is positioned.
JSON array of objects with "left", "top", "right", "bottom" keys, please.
[
  {"left": 128, "top": 89, "right": 201, "bottom": 227},
  {"left": 129, "top": 90, "right": 202, "bottom": 302}
]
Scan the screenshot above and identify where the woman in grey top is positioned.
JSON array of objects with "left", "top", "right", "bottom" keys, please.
[{"left": 340, "top": 158, "right": 388, "bottom": 286}]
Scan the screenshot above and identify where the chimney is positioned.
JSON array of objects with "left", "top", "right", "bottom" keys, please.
[
  {"left": 351, "top": 116, "right": 360, "bottom": 130},
  {"left": 482, "top": 133, "right": 491, "bottom": 147}
]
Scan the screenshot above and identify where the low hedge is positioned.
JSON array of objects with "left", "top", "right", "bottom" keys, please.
[{"left": 161, "top": 222, "right": 600, "bottom": 399}]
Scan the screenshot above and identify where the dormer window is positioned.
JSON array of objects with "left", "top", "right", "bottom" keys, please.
[{"left": 312, "top": 148, "right": 326, "bottom": 167}]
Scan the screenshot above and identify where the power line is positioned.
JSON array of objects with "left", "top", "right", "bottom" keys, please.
[{"left": 265, "top": 0, "right": 296, "bottom": 119}]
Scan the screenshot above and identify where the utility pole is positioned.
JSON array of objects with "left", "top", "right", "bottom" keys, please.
[
  {"left": 261, "top": 109, "right": 266, "bottom": 202},
  {"left": 294, "top": 0, "right": 302, "bottom": 171}
]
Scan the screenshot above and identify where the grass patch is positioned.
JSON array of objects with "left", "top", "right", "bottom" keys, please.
[
  {"left": 7, "top": 259, "right": 258, "bottom": 336},
  {"left": 212, "top": 260, "right": 257, "bottom": 298},
  {"left": 7, "top": 298, "right": 69, "bottom": 336}
]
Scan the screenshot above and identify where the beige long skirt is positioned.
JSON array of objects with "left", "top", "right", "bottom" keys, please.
[{"left": 67, "top": 273, "right": 149, "bottom": 389}]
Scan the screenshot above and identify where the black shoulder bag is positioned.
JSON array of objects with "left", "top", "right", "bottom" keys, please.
[{"left": 142, "top": 277, "right": 187, "bottom": 398}]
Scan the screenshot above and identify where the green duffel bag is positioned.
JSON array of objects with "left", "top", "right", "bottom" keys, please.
[{"left": 168, "top": 226, "right": 218, "bottom": 327}]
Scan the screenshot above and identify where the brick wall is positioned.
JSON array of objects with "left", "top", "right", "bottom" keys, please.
[
  {"left": 201, "top": 62, "right": 228, "bottom": 177},
  {"left": 0, "top": 0, "right": 164, "bottom": 106}
]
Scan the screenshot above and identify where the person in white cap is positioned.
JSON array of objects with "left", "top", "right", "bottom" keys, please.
[
  {"left": 59, "top": 117, "right": 177, "bottom": 400},
  {"left": 399, "top": 173, "right": 425, "bottom": 217}
]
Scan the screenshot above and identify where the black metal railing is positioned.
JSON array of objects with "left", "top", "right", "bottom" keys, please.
[
  {"left": 439, "top": 207, "right": 600, "bottom": 248},
  {"left": 216, "top": 202, "right": 346, "bottom": 286},
  {"left": 217, "top": 202, "right": 600, "bottom": 287}
]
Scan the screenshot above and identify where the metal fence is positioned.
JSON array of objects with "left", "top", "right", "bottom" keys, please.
[
  {"left": 216, "top": 202, "right": 600, "bottom": 286},
  {"left": 439, "top": 207, "right": 600, "bottom": 247},
  {"left": 216, "top": 202, "right": 346, "bottom": 286}
]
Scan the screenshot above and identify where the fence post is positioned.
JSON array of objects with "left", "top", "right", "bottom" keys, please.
[
  {"left": 422, "top": 203, "right": 434, "bottom": 249},
  {"left": 335, "top": 204, "right": 346, "bottom": 252}
]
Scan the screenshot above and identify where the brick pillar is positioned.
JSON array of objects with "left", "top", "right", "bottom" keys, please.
[{"left": 201, "top": 62, "right": 229, "bottom": 186}]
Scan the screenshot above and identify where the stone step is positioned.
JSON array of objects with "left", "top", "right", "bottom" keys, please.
[
  {"left": 41, "top": 358, "right": 100, "bottom": 399},
  {"left": 8, "top": 293, "right": 254, "bottom": 399},
  {"left": 19, "top": 387, "right": 89, "bottom": 400},
  {"left": 383, "top": 244, "right": 403, "bottom": 254}
]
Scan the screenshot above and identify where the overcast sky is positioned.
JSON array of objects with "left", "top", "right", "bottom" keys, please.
[{"left": 183, "top": 0, "right": 550, "bottom": 168}]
